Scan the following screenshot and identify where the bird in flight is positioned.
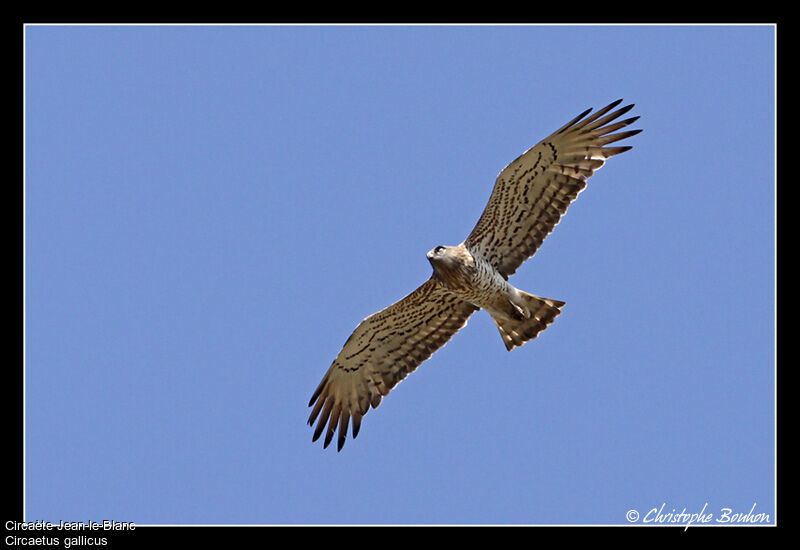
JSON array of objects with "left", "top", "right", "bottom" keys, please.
[{"left": 308, "top": 99, "right": 641, "bottom": 451}]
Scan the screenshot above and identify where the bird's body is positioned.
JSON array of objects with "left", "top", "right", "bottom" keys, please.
[
  {"left": 308, "top": 100, "right": 642, "bottom": 450},
  {"left": 428, "top": 244, "right": 530, "bottom": 325}
]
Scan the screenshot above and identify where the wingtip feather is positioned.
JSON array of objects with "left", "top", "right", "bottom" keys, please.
[
  {"left": 556, "top": 107, "right": 592, "bottom": 134},
  {"left": 608, "top": 98, "right": 624, "bottom": 109}
]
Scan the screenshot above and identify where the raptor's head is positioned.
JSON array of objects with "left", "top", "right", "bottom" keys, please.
[
  {"left": 427, "top": 245, "right": 457, "bottom": 277},
  {"left": 427, "top": 244, "right": 471, "bottom": 284},
  {"left": 426, "top": 245, "right": 448, "bottom": 263}
]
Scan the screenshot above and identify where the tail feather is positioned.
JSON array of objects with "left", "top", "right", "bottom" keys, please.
[{"left": 492, "top": 292, "right": 565, "bottom": 351}]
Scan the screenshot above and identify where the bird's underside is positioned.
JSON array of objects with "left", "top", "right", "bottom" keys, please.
[{"left": 308, "top": 99, "right": 642, "bottom": 450}]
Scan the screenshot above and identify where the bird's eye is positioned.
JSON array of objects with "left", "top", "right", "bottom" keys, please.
[{"left": 435, "top": 246, "right": 445, "bottom": 254}]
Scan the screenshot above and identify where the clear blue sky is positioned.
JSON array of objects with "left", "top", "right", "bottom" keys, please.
[{"left": 25, "top": 25, "right": 775, "bottom": 525}]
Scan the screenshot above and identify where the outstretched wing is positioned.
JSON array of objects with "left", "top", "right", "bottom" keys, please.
[
  {"left": 465, "top": 99, "right": 642, "bottom": 278},
  {"left": 308, "top": 279, "right": 477, "bottom": 451}
]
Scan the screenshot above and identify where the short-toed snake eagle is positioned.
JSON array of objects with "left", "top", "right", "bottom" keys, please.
[{"left": 308, "top": 99, "right": 641, "bottom": 450}]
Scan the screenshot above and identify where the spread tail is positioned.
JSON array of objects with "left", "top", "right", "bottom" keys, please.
[{"left": 492, "top": 292, "right": 565, "bottom": 351}]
